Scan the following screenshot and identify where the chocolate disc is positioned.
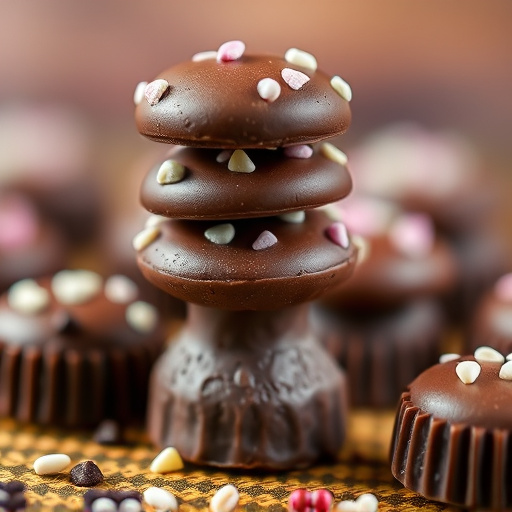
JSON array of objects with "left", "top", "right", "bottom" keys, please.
[
  {"left": 135, "top": 54, "right": 351, "bottom": 148},
  {"left": 140, "top": 146, "right": 352, "bottom": 220}
]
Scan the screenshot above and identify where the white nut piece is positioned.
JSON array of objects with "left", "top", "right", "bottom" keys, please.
[
  {"left": 7, "top": 278, "right": 50, "bottom": 314},
  {"left": 257, "top": 78, "right": 281, "bottom": 102},
  {"left": 356, "top": 493, "right": 379, "bottom": 512},
  {"left": 335, "top": 501, "right": 359, "bottom": 512},
  {"left": 157, "top": 160, "right": 186, "bottom": 185},
  {"left": 92, "top": 497, "right": 118, "bottom": 512},
  {"left": 132, "top": 226, "right": 161, "bottom": 251},
  {"left": 204, "top": 223, "right": 235, "bottom": 245},
  {"left": 51, "top": 270, "right": 102, "bottom": 306},
  {"left": 145, "top": 215, "right": 167, "bottom": 229},
  {"left": 134, "top": 81, "right": 148, "bottom": 105},
  {"left": 33, "top": 453, "right": 71, "bottom": 475},
  {"left": 144, "top": 79, "right": 169, "bottom": 106},
  {"left": 456, "top": 360, "right": 481, "bottom": 384},
  {"left": 279, "top": 211, "right": 305, "bottom": 224},
  {"left": 330, "top": 75, "right": 352, "bottom": 102},
  {"left": 118, "top": 498, "right": 143, "bottom": 512},
  {"left": 228, "top": 150, "right": 255, "bottom": 173},
  {"left": 499, "top": 361, "right": 512, "bottom": 381},
  {"left": 439, "top": 353, "right": 461, "bottom": 364},
  {"left": 150, "top": 446, "right": 184, "bottom": 473},
  {"left": 210, "top": 484, "right": 239, "bottom": 512},
  {"left": 320, "top": 142, "right": 348, "bottom": 166},
  {"left": 143, "top": 487, "right": 178, "bottom": 512},
  {"left": 284, "top": 48, "right": 318, "bottom": 71},
  {"left": 104, "top": 275, "right": 138, "bottom": 304},
  {"left": 474, "top": 346, "right": 505, "bottom": 363},
  {"left": 192, "top": 50, "right": 217, "bottom": 62},
  {"left": 126, "top": 301, "right": 158, "bottom": 333}
]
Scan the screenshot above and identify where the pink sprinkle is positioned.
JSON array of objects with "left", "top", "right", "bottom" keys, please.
[
  {"left": 0, "top": 196, "right": 39, "bottom": 250},
  {"left": 310, "top": 490, "right": 333, "bottom": 512},
  {"left": 284, "top": 145, "right": 313, "bottom": 159},
  {"left": 326, "top": 222, "right": 350, "bottom": 249},
  {"left": 217, "top": 40, "right": 245, "bottom": 62},
  {"left": 144, "top": 79, "right": 169, "bottom": 106},
  {"left": 495, "top": 273, "right": 512, "bottom": 302},
  {"left": 252, "top": 230, "right": 278, "bottom": 251},
  {"left": 281, "top": 68, "right": 310, "bottom": 90},
  {"left": 288, "top": 489, "right": 310, "bottom": 512},
  {"left": 389, "top": 213, "right": 434, "bottom": 257}
]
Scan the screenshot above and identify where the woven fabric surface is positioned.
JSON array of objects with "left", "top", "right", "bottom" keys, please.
[{"left": 0, "top": 411, "right": 459, "bottom": 511}]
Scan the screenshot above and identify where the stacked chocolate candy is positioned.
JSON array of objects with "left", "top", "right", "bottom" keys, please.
[{"left": 133, "top": 41, "right": 357, "bottom": 469}]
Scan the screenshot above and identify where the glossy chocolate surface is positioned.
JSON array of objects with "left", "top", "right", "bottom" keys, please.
[
  {"left": 140, "top": 145, "right": 352, "bottom": 220},
  {"left": 135, "top": 54, "right": 351, "bottom": 148}
]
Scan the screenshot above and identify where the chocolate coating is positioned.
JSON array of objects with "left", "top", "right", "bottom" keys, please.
[
  {"left": 135, "top": 54, "right": 351, "bottom": 148},
  {"left": 137, "top": 209, "right": 357, "bottom": 310},
  {"left": 140, "top": 146, "right": 352, "bottom": 220}
]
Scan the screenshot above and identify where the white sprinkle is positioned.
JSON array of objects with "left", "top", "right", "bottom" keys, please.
[
  {"left": 204, "top": 223, "right": 235, "bottom": 245},
  {"left": 104, "top": 275, "right": 138, "bottom": 304},
  {"left": 51, "top": 270, "right": 102, "bottom": 306},
  {"left": 283, "top": 145, "right": 313, "bottom": 159},
  {"left": 217, "top": 40, "right": 245, "bottom": 62},
  {"left": 330, "top": 76, "right": 352, "bottom": 102},
  {"left": 320, "top": 142, "right": 348, "bottom": 166},
  {"left": 499, "top": 361, "right": 512, "bottom": 381},
  {"left": 439, "top": 353, "right": 461, "bottom": 364},
  {"left": 507, "top": 353, "right": 512, "bottom": 362},
  {"left": 319, "top": 204, "right": 343, "bottom": 221},
  {"left": 356, "top": 493, "right": 379, "bottom": 512},
  {"left": 145, "top": 215, "right": 167, "bottom": 228},
  {"left": 257, "top": 78, "right": 281, "bottom": 102},
  {"left": 252, "top": 230, "right": 278, "bottom": 251},
  {"left": 143, "top": 487, "right": 178, "bottom": 512},
  {"left": 150, "top": 446, "right": 184, "bottom": 473},
  {"left": 352, "top": 234, "right": 370, "bottom": 266},
  {"left": 281, "top": 68, "right": 310, "bottom": 90},
  {"left": 134, "top": 81, "right": 148, "bottom": 105},
  {"left": 118, "top": 499, "right": 143, "bottom": 512},
  {"left": 228, "top": 150, "right": 255, "bottom": 173},
  {"left": 216, "top": 150, "right": 233, "bottom": 163},
  {"left": 456, "top": 360, "right": 481, "bottom": 384},
  {"left": 192, "top": 50, "right": 217, "bottom": 62},
  {"left": 145, "top": 79, "right": 169, "bottom": 106},
  {"left": 474, "top": 346, "right": 505, "bottom": 364},
  {"left": 92, "top": 497, "right": 118, "bottom": 512},
  {"left": 157, "top": 160, "right": 186, "bottom": 185},
  {"left": 132, "top": 226, "right": 161, "bottom": 251},
  {"left": 33, "top": 453, "right": 71, "bottom": 475},
  {"left": 7, "top": 279, "right": 50, "bottom": 314},
  {"left": 284, "top": 48, "right": 318, "bottom": 71},
  {"left": 126, "top": 301, "right": 158, "bottom": 333},
  {"left": 0, "top": 490, "right": 9, "bottom": 502},
  {"left": 279, "top": 211, "right": 305, "bottom": 223},
  {"left": 335, "top": 501, "right": 359, "bottom": 512},
  {"left": 210, "top": 484, "right": 239, "bottom": 512}
]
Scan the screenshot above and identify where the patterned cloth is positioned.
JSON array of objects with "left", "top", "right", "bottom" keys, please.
[{"left": 0, "top": 412, "right": 453, "bottom": 511}]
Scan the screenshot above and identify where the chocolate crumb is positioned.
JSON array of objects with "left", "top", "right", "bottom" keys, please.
[{"left": 70, "top": 461, "right": 104, "bottom": 487}]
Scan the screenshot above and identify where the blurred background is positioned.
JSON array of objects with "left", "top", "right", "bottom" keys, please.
[{"left": 1, "top": 0, "right": 511, "bottom": 287}]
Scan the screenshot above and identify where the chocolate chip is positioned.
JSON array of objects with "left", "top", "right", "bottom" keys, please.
[{"left": 70, "top": 461, "right": 104, "bottom": 487}]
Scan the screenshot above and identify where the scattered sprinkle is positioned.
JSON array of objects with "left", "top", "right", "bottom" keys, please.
[
  {"left": 320, "top": 142, "right": 348, "bottom": 165},
  {"left": 252, "top": 230, "right": 278, "bottom": 250},
  {"left": 144, "top": 79, "right": 169, "bottom": 106},
  {"left": 389, "top": 214, "right": 434, "bottom": 258},
  {"left": 335, "top": 501, "right": 359, "bottom": 512},
  {"left": 228, "top": 150, "right": 255, "bottom": 173},
  {"left": 217, "top": 40, "right": 245, "bottom": 62},
  {"left": 118, "top": 498, "right": 143, "bottom": 512},
  {"left": 335, "top": 493, "right": 378, "bottom": 512},
  {"left": 319, "top": 204, "right": 343, "bottom": 221},
  {"left": 33, "top": 453, "right": 71, "bottom": 475},
  {"left": 7, "top": 278, "right": 50, "bottom": 314},
  {"left": 156, "top": 160, "right": 186, "bottom": 185},
  {"left": 288, "top": 489, "right": 309, "bottom": 512},
  {"left": 281, "top": 68, "right": 310, "bottom": 90},
  {"left": 143, "top": 487, "right": 178, "bottom": 512},
  {"left": 257, "top": 78, "right": 281, "bottom": 102},
  {"left": 192, "top": 50, "right": 217, "bottom": 62},
  {"left": 279, "top": 211, "right": 305, "bottom": 223},
  {"left": 285, "top": 48, "right": 318, "bottom": 71},
  {"left": 494, "top": 273, "right": 512, "bottom": 302},
  {"left": 132, "top": 226, "right": 161, "bottom": 251},
  {"left": 326, "top": 222, "right": 350, "bottom": 249},
  {"left": 210, "top": 484, "right": 239, "bottom": 512},
  {"left": 456, "top": 360, "right": 481, "bottom": 384},
  {"left": 216, "top": 150, "right": 233, "bottom": 163},
  {"left": 330, "top": 76, "right": 352, "bottom": 102},
  {"left": 145, "top": 215, "right": 167, "bottom": 229},
  {"left": 439, "top": 353, "right": 461, "bottom": 364},
  {"left": 310, "top": 490, "right": 333, "bottom": 512},
  {"left": 474, "top": 346, "right": 505, "bottom": 364},
  {"left": 51, "top": 270, "right": 102, "bottom": 306},
  {"left": 70, "top": 460, "right": 104, "bottom": 487},
  {"left": 93, "top": 420, "right": 124, "bottom": 446},
  {"left": 84, "top": 490, "right": 143, "bottom": 512},
  {"left": 499, "top": 361, "right": 512, "bottom": 381},
  {"left": 284, "top": 145, "right": 313, "bottom": 159},
  {"left": 91, "top": 497, "right": 117, "bottom": 512},
  {"left": 126, "top": 301, "right": 158, "bottom": 333},
  {"left": 204, "top": 223, "right": 235, "bottom": 245},
  {"left": 351, "top": 234, "right": 370, "bottom": 266},
  {"left": 104, "top": 275, "right": 138, "bottom": 304},
  {"left": 507, "top": 353, "right": 512, "bottom": 361},
  {"left": 133, "top": 81, "right": 148, "bottom": 105},
  {"left": 150, "top": 447, "right": 184, "bottom": 474}
]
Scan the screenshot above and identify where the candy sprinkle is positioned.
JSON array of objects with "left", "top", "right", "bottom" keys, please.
[
  {"left": 281, "top": 68, "right": 310, "bottom": 90},
  {"left": 216, "top": 150, "right": 233, "bottom": 163},
  {"left": 389, "top": 214, "right": 434, "bottom": 258},
  {"left": 132, "top": 226, "right": 160, "bottom": 251},
  {"left": 320, "top": 142, "right": 348, "bottom": 166},
  {"left": 217, "top": 40, "right": 245, "bottom": 62},
  {"left": 144, "top": 79, "right": 169, "bottom": 106},
  {"left": 326, "top": 222, "right": 350, "bottom": 249},
  {"left": 210, "top": 484, "right": 239, "bottom": 512},
  {"left": 126, "top": 301, "right": 158, "bottom": 333},
  {"left": 456, "top": 360, "right": 481, "bottom": 384},
  {"left": 499, "top": 361, "right": 512, "bottom": 381},
  {"left": 150, "top": 447, "right": 184, "bottom": 474},
  {"left": 51, "top": 270, "right": 102, "bottom": 306},
  {"left": 33, "top": 454, "right": 71, "bottom": 475},
  {"left": 330, "top": 76, "right": 352, "bottom": 102},
  {"left": 494, "top": 273, "right": 512, "bottom": 302},
  {"left": 7, "top": 278, "right": 50, "bottom": 314},
  {"left": 204, "top": 223, "right": 235, "bottom": 245},
  {"left": 285, "top": 48, "right": 318, "bottom": 71},
  {"left": 104, "top": 275, "right": 138, "bottom": 304},
  {"left": 257, "top": 78, "right": 281, "bottom": 102},
  {"left": 156, "top": 160, "right": 186, "bottom": 185},
  {"left": 192, "top": 50, "right": 217, "bottom": 62},
  {"left": 228, "top": 150, "right": 255, "bottom": 173},
  {"left": 284, "top": 145, "right": 313, "bottom": 159},
  {"left": 439, "top": 353, "right": 460, "bottom": 364},
  {"left": 474, "top": 346, "right": 505, "bottom": 364},
  {"left": 143, "top": 487, "right": 178, "bottom": 512},
  {"left": 279, "top": 211, "right": 306, "bottom": 224},
  {"left": 133, "top": 81, "right": 148, "bottom": 105},
  {"left": 252, "top": 230, "right": 278, "bottom": 250}
]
